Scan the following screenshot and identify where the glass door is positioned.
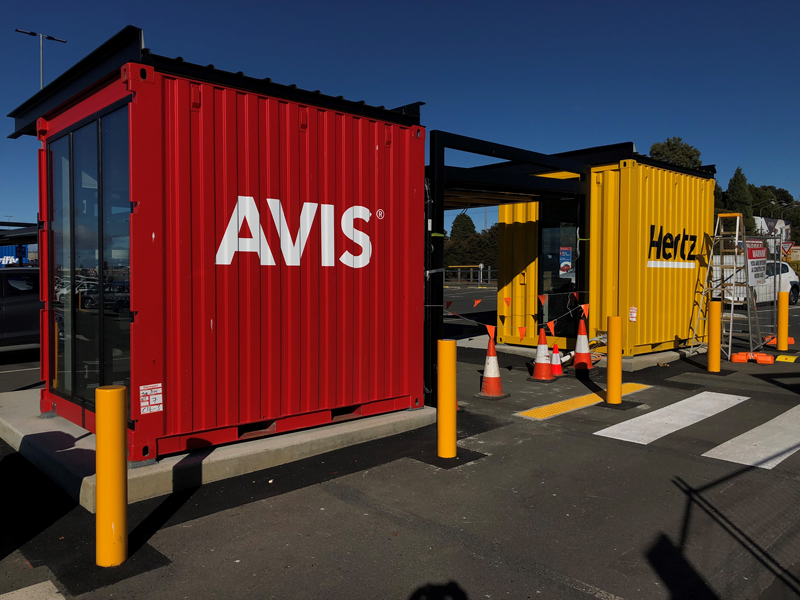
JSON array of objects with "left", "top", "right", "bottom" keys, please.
[
  {"left": 48, "top": 105, "right": 131, "bottom": 412},
  {"left": 538, "top": 198, "right": 584, "bottom": 338}
]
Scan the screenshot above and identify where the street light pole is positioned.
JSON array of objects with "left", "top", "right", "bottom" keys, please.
[{"left": 15, "top": 29, "right": 67, "bottom": 90}]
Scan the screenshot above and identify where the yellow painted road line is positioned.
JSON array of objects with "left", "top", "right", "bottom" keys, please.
[
  {"left": 517, "top": 383, "right": 650, "bottom": 420},
  {"left": 776, "top": 355, "right": 798, "bottom": 363}
]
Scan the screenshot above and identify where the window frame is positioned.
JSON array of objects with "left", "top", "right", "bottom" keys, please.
[{"left": 46, "top": 98, "right": 132, "bottom": 411}]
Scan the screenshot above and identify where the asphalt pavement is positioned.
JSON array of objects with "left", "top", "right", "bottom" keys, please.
[{"left": 1, "top": 291, "right": 800, "bottom": 599}]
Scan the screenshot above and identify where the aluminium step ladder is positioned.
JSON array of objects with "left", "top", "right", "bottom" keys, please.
[{"left": 690, "top": 213, "right": 762, "bottom": 359}]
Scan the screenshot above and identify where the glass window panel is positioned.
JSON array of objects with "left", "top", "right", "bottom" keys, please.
[
  {"left": 50, "top": 136, "right": 72, "bottom": 394},
  {"left": 72, "top": 122, "right": 101, "bottom": 405},
  {"left": 101, "top": 107, "right": 131, "bottom": 389},
  {"left": 539, "top": 198, "right": 581, "bottom": 338}
]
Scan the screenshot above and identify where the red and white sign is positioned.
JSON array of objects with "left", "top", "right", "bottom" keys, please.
[
  {"left": 747, "top": 247, "right": 767, "bottom": 286},
  {"left": 781, "top": 241, "right": 795, "bottom": 256}
]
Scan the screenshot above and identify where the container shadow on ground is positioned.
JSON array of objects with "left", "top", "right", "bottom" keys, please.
[{"left": 0, "top": 412, "right": 507, "bottom": 597}]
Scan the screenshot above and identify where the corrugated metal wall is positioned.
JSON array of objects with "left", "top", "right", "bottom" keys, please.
[
  {"left": 497, "top": 202, "right": 539, "bottom": 346},
  {"left": 613, "top": 161, "right": 714, "bottom": 355},
  {"left": 498, "top": 160, "right": 714, "bottom": 355},
  {"left": 153, "top": 75, "right": 424, "bottom": 437}
]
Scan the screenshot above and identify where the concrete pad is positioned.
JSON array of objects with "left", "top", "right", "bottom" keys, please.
[
  {"left": 0, "top": 389, "right": 436, "bottom": 513},
  {"left": 0, "top": 581, "right": 64, "bottom": 600}
]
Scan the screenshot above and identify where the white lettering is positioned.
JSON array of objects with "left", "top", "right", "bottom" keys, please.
[
  {"left": 215, "top": 196, "right": 274, "bottom": 265},
  {"left": 267, "top": 199, "right": 318, "bottom": 266},
  {"left": 215, "top": 199, "right": 372, "bottom": 268},
  {"left": 320, "top": 204, "right": 335, "bottom": 267},
  {"left": 340, "top": 206, "right": 371, "bottom": 269}
]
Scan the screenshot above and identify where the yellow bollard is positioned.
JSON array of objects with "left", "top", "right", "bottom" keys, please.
[
  {"left": 708, "top": 301, "right": 721, "bottom": 372},
  {"left": 437, "top": 339, "right": 457, "bottom": 458},
  {"left": 95, "top": 385, "right": 128, "bottom": 567},
  {"left": 606, "top": 316, "right": 622, "bottom": 404},
  {"left": 778, "top": 291, "right": 789, "bottom": 352}
]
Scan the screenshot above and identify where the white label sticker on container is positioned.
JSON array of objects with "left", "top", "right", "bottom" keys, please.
[
  {"left": 629, "top": 306, "right": 638, "bottom": 322},
  {"left": 150, "top": 404, "right": 163, "bottom": 413},
  {"left": 149, "top": 394, "right": 163, "bottom": 405},
  {"left": 141, "top": 405, "right": 151, "bottom": 414},
  {"left": 140, "top": 383, "right": 163, "bottom": 399}
]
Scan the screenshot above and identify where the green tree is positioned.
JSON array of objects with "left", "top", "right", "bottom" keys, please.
[
  {"left": 725, "top": 167, "right": 756, "bottom": 233},
  {"left": 649, "top": 137, "right": 702, "bottom": 169},
  {"left": 443, "top": 223, "right": 499, "bottom": 269},
  {"left": 713, "top": 182, "right": 725, "bottom": 211},
  {"left": 450, "top": 213, "right": 476, "bottom": 241}
]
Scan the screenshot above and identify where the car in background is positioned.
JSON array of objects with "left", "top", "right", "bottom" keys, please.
[
  {"left": 0, "top": 266, "right": 43, "bottom": 351},
  {"left": 712, "top": 258, "right": 800, "bottom": 306},
  {"left": 761, "top": 261, "right": 800, "bottom": 305}
]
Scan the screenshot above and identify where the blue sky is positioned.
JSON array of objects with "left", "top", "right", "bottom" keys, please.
[{"left": 2, "top": 0, "right": 798, "bottom": 235}]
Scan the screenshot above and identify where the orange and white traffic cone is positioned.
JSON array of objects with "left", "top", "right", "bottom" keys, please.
[
  {"left": 474, "top": 336, "right": 511, "bottom": 400},
  {"left": 573, "top": 318, "right": 595, "bottom": 376},
  {"left": 528, "top": 328, "right": 555, "bottom": 382},
  {"left": 551, "top": 343, "right": 565, "bottom": 377}
]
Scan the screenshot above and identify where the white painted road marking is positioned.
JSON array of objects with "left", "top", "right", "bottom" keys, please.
[
  {"left": 0, "top": 367, "right": 39, "bottom": 374},
  {"left": 593, "top": 392, "right": 750, "bottom": 445},
  {"left": 702, "top": 404, "right": 800, "bottom": 469},
  {"left": 0, "top": 581, "right": 64, "bottom": 599}
]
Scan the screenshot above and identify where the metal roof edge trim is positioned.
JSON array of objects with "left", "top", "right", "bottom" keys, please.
[
  {"left": 139, "top": 50, "right": 422, "bottom": 127},
  {"left": 633, "top": 156, "right": 716, "bottom": 179},
  {"left": 9, "top": 25, "right": 423, "bottom": 139}
]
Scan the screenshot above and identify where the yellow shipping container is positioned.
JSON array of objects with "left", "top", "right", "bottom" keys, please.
[{"left": 497, "top": 158, "right": 715, "bottom": 356}]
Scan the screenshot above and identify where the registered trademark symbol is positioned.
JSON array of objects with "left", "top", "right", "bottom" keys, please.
[{"left": 376, "top": 209, "right": 385, "bottom": 220}]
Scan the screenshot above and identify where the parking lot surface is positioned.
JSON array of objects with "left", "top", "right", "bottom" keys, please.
[{"left": 1, "top": 290, "right": 800, "bottom": 599}]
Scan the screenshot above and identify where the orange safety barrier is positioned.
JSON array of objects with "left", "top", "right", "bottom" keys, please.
[{"left": 730, "top": 352, "right": 775, "bottom": 365}]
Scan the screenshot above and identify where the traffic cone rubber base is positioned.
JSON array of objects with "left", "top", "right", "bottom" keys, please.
[
  {"left": 571, "top": 366, "right": 600, "bottom": 379},
  {"left": 527, "top": 375, "right": 556, "bottom": 383},
  {"left": 474, "top": 390, "right": 511, "bottom": 400}
]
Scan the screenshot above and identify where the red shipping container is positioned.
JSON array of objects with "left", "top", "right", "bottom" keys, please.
[{"left": 11, "top": 27, "right": 425, "bottom": 462}]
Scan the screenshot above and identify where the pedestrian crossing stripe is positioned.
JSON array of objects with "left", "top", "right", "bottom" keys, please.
[
  {"left": 517, "top": 383, "right": 650, "bottom": 420},
  {"left": 593, "top": 392, "right": 749, "bottom": 445},
  {"left": 702, "top": 404, "right": 800, "bottom": 469},
  {"left": 593, "top": 391, "right": 800, "bottom": 470}
]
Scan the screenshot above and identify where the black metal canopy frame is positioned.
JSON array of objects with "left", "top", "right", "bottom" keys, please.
[
  {"left": 423, "top": 131, "right": 589, "bottom": 407},
  {"left": 422, "top": 134, "right": 715, "bottom": 405}
]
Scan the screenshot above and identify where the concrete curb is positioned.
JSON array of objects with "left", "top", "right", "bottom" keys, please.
[
  {"left": 0, "top": 389, "right": 436, "bottom": 513},
  {"left": 596, "top": 346, "right": 708, "bottom": 371}
]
